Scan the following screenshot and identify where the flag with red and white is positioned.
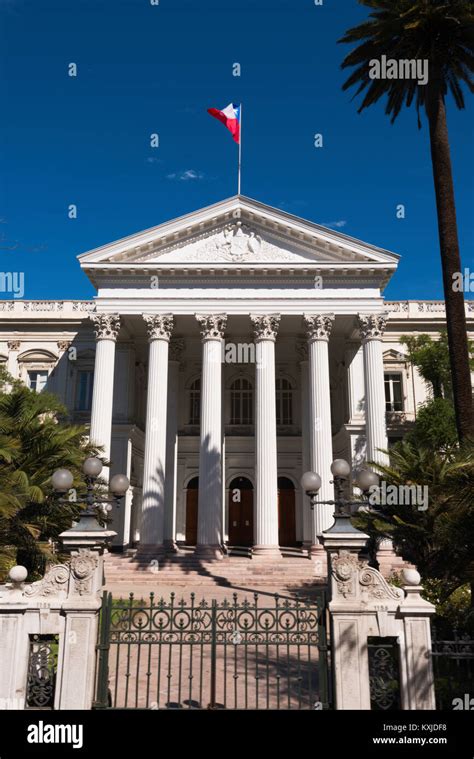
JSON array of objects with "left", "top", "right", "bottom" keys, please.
[{"left": 207, "top": 103, "right": 241, "bottom": 144}]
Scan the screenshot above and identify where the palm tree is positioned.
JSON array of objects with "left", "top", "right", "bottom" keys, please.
[
  {"left": 339, "top": 0, "right": 474, "bottom": 442},
  {"left": 0, "top": 373, "right": 104, "bottom": 579},
  {"left": 354, "top": 440, "right": 474, "bottom": 603}
]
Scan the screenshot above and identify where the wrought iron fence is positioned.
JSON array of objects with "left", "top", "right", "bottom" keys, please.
[
  {"left": 94, "top": 591, "right": 331, "bottom": 710},
  {"left": 25, "top": 634, "right": 59, "bottom": 709},
  {"left": 430, "top": 628, "right": 474, "bottom": 710}
]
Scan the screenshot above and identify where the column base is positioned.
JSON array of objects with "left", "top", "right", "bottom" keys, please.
[
  {"left": 163, "top": 539, "right": 179, "bottom": 553},
  {"left": 303, "top": 540, "right": 313, "bottom": 558},
  {"left": 194, "top": 544, "right": 224, "bottom": 560},
  {"left": 252, "top": 545, "right": 282, "bottom": 560}
]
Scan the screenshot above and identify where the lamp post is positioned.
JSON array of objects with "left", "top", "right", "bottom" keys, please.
[
  {"left": 51, "top": 456, "right": 129, "bottom": 533},
  {"left": 301, "top": 459, "right": 379, "bottom": 535}
]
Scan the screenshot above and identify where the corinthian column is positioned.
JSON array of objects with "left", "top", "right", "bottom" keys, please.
[
  {"left": 195, "top": 314, "right": 226, "bottom": 558},
  {"left": 139, "top": 314, "right": 173, "bottom": 552},
  {"left": 89, "top": 313, "right": 121, "bottom": 478},
  {"left": 163, "top": 338, "right": 184, "bottom": 551},
  {"left": 250, "top": 314, "right": 281, "bottom": 558},
  {"left": 296, "top": 339, "right": 312, "bottom": 551},
  {"left": 357, "top": 313, "right": 389, "bottom": 465},
  {"left": 303, "top": 313, "right": 335, "bottom": 561}
]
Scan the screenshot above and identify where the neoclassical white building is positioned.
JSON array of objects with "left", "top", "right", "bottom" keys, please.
[{"left": 1, "top": 196, "right": 473, "bottom": 558}]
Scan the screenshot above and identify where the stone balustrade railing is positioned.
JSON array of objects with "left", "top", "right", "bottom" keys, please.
[
  {"left": 385, "top": 300, "right": 474, "bottom": 317},
  {"left": 0, "top": 299, "right": 472, "bottom": 317},
  {"left": 0, "top": 300, "right": 96, "bottom": 314}
]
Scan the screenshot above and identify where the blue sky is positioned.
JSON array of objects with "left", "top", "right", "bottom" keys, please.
[{"left": 1, "top": 0, "right": 473, "bottom": 301}]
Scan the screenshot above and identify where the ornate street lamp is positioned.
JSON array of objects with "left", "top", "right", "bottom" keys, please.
[
  {"left": 301, "top": 459, "right": 379, "bottom": 534},
  {"left": 51, "top": 456, "right": 129, "bottom": 532}
]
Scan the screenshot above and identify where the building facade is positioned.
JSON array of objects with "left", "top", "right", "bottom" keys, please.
[{"left": 1, "top": 196, "right": 472, "bottom": 556}]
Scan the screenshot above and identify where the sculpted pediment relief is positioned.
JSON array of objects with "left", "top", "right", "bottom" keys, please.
[{"left": 124, "top": 221, "right": 367, "bottom": 265}]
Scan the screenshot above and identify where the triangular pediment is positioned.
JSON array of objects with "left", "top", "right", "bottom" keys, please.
[{"left": 78, "top": 196, "right": 400, "bottom": 270}]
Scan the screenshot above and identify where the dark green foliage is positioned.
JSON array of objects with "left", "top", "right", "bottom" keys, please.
[{"left": 0, "top": 368, "right": 104, "bottom": 580}]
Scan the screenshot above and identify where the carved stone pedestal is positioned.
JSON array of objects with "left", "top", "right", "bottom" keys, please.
[{"left": 321, "top": 525, "right": 436, "bottom": 710}]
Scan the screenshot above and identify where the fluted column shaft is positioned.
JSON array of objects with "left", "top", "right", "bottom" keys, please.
[
  {"left": 358, "top": 314, "right": 389, "bottom": 465},
  {"left": 304, "top": 314, "right": 335, "bottom": 555},
  {"left": 297, "top": 341, "right": 312, "bottom": 549},
  {"left": 89, "top": 314, "right": 121, "bottom": 479},
  {"left": 251, "top": 314, "right": 281, "bottom": 558},
  {"left": 196, "top": 314, "right": 226, "bottom": 556},
  {"left": 140, "top": 314, "right": 173, "bottom": 550},
  {"left": 163, "top": 340, "right": 184, "bottom": 550}
]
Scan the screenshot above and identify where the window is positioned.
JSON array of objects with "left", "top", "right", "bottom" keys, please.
[
  {"left": 189, "top": 378, "right": 201, "bottom": 424},
  {"left": 276, "top": 378, "right": 293, "bottom": 425},
  {"left": 76, "top": 370, "right": 94, "bottom": 411},
  {"left": 28, "top": 370, "right": 48, "bottom": 393},
  {"left": 230, "top": 378, "right": 253, "bottom": 425},
  {"left": 384, "top": 373, "right": 403, "bottom": 412}
]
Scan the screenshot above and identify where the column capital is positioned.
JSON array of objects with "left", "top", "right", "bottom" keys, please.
[
  {"left": 303, "top": 313, "right": 335, "bottom": 342},
  {"left": 357, "top": 312, "right": 388, "bottom": 341},
  {"left": 90, "top": 313, "right": 121, "bottom": 341},
  {"left": 195, "top": 313, "right": 227, "bottom": 339},
  {"left": 7, "top": 340, "right": 21, "bottom": 351},
  {"left": 250, "top": 313, "right": 280, "bottom": 341},
  {"left": 169, "top": 338, "right": 185, "bottom": 362},
  {"left": 143, "top": 313, "right": 174, "bottom": 342}
]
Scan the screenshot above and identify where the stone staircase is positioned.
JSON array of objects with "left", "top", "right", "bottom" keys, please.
[{"left": 104, "top": 547, "right": 325, "bottom": 592}]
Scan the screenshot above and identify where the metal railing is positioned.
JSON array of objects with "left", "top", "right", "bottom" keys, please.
[{"left": 94, "top": 591, "right": 331, "bottom": 710}]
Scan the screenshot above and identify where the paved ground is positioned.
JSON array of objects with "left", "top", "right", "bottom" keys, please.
[{"left": 102, "top": 588, "right": 328, "bottom": 711}]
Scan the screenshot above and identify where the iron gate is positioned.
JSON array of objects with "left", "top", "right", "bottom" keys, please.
[{"left": 94, "top": 591, "right": 331, "bottom": 710}]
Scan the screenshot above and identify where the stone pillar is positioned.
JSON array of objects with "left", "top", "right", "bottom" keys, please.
[
  {"left": 195, "top": 314, "right": 226, "bottom": 558},
  {"left": 139, "top": 314, "right": 173, "bottom": 552},
  {"left": 357, "top": 313, "right": 389, "bottom": 465},
  {"left": 322, "top": 527, "right": 373, "bottom": 710},
  {"left": 303, "top": 314, "right": 335, "bottom": 560},
  {"left": 321, "top": 525, "right": 436, "bottom": 711},
  {"left": 398, "top": 570, "right": 436, "bottom": 710},
  {"left": 52, "top": 340, "right": 71, "bottom": 403},
  {"left": 297, "top": 339, "right": 312, "bottom": 552},
  {"left": 7, "top": 339, "right": 20, "bottom": 380},
  {"left": 345, "top": 341, "right": 366, "bottom": 423},
  {"left": 250, "top": 314, "right": 281, "bottom": 558},
  {"left": 89, "top": 313, "right": 121, "bottom": 475},
  {"left": 0, "top": 520, "right": 115, "bottom": 711},
  {"left": 163, "top": 338, "right": 184, "bottom": 551}
]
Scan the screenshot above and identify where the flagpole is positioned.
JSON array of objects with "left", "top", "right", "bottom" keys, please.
[{"left": 238, "top": 102, "right": 242, "bottom": 195}]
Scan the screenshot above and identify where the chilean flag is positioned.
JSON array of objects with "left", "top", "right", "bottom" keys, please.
[{"left": 207, "top": 103, "right": 241, "bottom": 144}]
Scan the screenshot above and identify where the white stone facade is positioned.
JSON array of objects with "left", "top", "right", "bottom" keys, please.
[{"left": 1, "top": 196, "right": 473, "bottom": 553}]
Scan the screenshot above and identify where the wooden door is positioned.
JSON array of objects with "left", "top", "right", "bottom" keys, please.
[
  {"left": 278, "top": 478, "right": 296, "bottom": 547},
  {"left": 228, "top": 478, "right": 253, "bottom": 546},
  {"left": 185, "top": 478, "right": 199, "bottom": 545}
]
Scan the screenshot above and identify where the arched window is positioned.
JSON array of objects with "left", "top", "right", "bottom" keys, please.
[
  {"left": 276, "top": 378, "right": 293, "bottom": 425},
  {"left": 189, "top": 378, "right": 201, "bottom": 424},
  {"left": 230, "top": 378, "right": 253, "bottom": 425}
]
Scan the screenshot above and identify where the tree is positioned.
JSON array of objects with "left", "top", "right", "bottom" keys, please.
[
  {"left": 399, "top": 332, "right": 473, "bottom": 448},
  {"left": 339, "top": 0, "right": 474, "bottom": 442},
  {"left": 0, "top": 368, "right": 104, "bottom": 579},
  {"left": 355, "top": 441, "right": 474, "bottom": 603},
  {"left": 406, "top": 396, "right": 457, "bottom": 449},
  {"left": 401, "top": 332, "right": 456, "bottom": 399}
]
